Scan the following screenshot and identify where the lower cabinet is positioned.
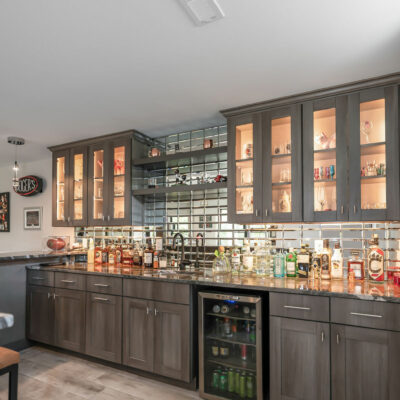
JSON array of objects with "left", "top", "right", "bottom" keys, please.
[
  {"left": 123, "top": 297, "right": 154, "bottom": 372},
  {"left": 270, "top": 316, "right": 330, "bottom": 400},
  {"left": 54, "top": 288, "right": 86, "bottom": 353},
  {"left": 27, "top": 285, "right": 54, "bottom": 345},
  {"left": 153, "top": 301, "right": 190, "bottom": 382},
  {"left": 331, "top": 324, "right": 400, "bottom": 400},
  {"left": 122, "top": 297, "right": 191, "bottom": 382},
  {"left": 85, "top": 293, "right": 122, "bottom": 363}
]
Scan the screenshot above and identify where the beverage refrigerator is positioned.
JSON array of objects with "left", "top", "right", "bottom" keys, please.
[{"left": 198, "top": 292, "right": 263, "bottom": 400}]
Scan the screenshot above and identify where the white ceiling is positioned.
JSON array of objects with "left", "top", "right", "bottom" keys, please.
[{"left": 0, "top": 0, "right": 400, "bottom": 167}]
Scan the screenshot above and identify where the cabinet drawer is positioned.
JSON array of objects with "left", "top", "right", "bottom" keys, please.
[
  {"left": 331, "top": 297, "right": 400, "bottom": 331},
  {"left": 55, "top": 272, "right": 86, "bottom": 291},
  {"left": 27, "top": 270, "right": 54, "bottom": 287},
  {"left": 123, "top": 279, "right": 190, "bottom": 305},
  {"left": 86, "top": 275, "right": 122, "bottom": 295},
  {"left": 270, "top": 292, "right": 329, "bottom": 322}
]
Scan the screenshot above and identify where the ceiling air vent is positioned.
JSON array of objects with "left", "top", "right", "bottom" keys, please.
[{"left": 178, "top": 0, "right": 225, "bottom": 26}]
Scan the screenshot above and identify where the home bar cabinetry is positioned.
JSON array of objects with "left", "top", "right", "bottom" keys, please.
[
  {"left": 222, "top": 74, "right": 400, "bottom": 223},
  {"left": 50, "top": 131, "right": 134, "bottom": 227}
]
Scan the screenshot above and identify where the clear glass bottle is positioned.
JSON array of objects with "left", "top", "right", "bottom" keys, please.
[
  {"left": 320, "top": 239, "right": 331, "bottom": 280},
  {"left": 273, "top": 249, "right": 286, "bottom": 278},
  {"left": 212, "top": 246, "right": 231, "bottom": 273},
  {"left": 255, "top": 242, "right": 267, "bottom": 276},
  {"left": 286, "top": 248, "right": 297, "bottom": 277},
  {"left": 241, "top": 240, "right": 253, "bottom": 274},
  {"left": 231, "top": 242, "right": 241, "bottom": 275},
  {"left": 368, "top": 234, "right": 384, "bottom": 282},
  {"left": 331, "top": 241, "right": 343, "bottom": 280}
]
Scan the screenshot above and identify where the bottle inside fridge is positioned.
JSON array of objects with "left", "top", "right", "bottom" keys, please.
[{"left": 199, "top": 292, "right": 262, "bottom": 400}]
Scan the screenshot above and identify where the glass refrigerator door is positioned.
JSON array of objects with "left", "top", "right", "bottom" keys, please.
[{"left": 200, "top": 293, "right": 262, "bottom": 400}]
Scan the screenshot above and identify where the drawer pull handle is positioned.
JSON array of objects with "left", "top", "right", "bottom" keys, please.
[
  {"left": 284, "top": 305, "right": 311, "bottom": 311},
  {"left": 93, "top": 283, "right": 110, "bottom": 287},
  {"left": 350, "top": 312, "right": 383, "bottom": 319},
  {"left": 94, "top": 297, "right": 110, "bottom": 302},
  {"left": 32, "top": 277, "right": 45, "bottom": 280},
  {"left": 321, "top": 331, "right": 325, "bottom": 343},
  {"left": 336, "top": 333, "right": 340, "bottom": 344},
  {"left": 61, "top": 280, "right": 76, "bottom": 284}
]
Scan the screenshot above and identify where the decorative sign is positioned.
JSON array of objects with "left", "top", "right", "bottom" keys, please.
[
  {"left": 0, "top": 192, "right": 10, "bottom": 232},
  {"left": 13, "top": 176, "right": 43, "bottom": 196}
]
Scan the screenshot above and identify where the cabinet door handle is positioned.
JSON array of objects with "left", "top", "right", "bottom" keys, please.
[
  {"left": 341, "top": 205, "right": 344, "bottom": 214},
  {"left": 336, "top": 333, "right": 340, "bottom": 344},
  {"left": 68, "top": 216, "right": 71, "bottom": 223},
  {"left": 107, "top": 215, "right": 111, "bottom": 221},
  {"left": 255, "top": 210, "right": 259, "bottom": 217},
  {"left": 60, "top": 280, "right": 75, "bottom": 284},
  {"left": 102, "top": 216, "right": 105, "bottom": 221},
  {"left": 321, "top": 331, "right": 325, "bottom": 343},
  {"left": 146, "top": 306, "right": 151, "bottom": 315},
  {"left": 53, "top": 293, "right": 58, "bottom": 299},
  {"left": 265, "top": 209, "right": 269, "bottom": 217},
  {"left": 154, "top": 309, "right": 158, "bottom": 316},
  {"left": 353, "top": 205, "right": 357, "bottom": 214},
  {"left": 94, "top": 297, "right": 110, "bottom": 302},
  {"left": 350, "top": 312, "right": 383, "bottom": 319},
  {"left": 284, "top": 305, "right": 311, "bottom": 311},
  {"left": 93, "top": 283, "right": 110, "bottom": 287},
  {"left": 48, "top": 292, "right": 51, "bottom": 299}
]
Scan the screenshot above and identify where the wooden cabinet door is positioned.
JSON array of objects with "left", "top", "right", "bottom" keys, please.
[
  {"left": 69, "top": 145, "right": 88, "bottom": 226},
  {"left": 348, "top": 85, "right": 400, "bottom": 221},
  {"left": 27, "top": 285, "right": 54, "bottom": 345},
  {"left": 270, "top": 316, "right": 330, "bottom": 400},
  {"left": 107, "top": 136, "right": 132, "bottom": 226},
  {"left": 85, "top": 293, "right": 122, "bottom": 363},
  {"left": 153, "top": 301, "right": 190, "bottom": 382},
  {"left": 54, "top": 288, "right": 85, "bottom": 353},
  {"left": 227, "top": 113, "right": 263, "bottom": 223},
  {"left": 261, "top": 104, "right": 302, "bottom": 222},
  {"left": 122, "top": 297, "right": 154, "bottom": 372},
  {"left": 303, "top": 96, "right": 348, "bottom": 222},
  {"left": 52, "top": 149, "right": 70, "bottom": 226},
  {"left": 331, "top": 324, "right": 400, "bottom": 400}
]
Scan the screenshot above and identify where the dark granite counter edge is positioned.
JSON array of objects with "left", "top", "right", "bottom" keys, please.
[
  {"left": 25, "top": 265, "right": 400, "bottom": 304},
  {"left": 0, "top": 251, "right": 86, "bottom": 263}
]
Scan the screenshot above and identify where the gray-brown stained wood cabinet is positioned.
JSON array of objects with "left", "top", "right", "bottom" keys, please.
[
  {"left": 85, "top": 292, "right": 122, "bottom": 363},
  {"left": 223, "top": 75, "right": 400, "bottom": 223}
]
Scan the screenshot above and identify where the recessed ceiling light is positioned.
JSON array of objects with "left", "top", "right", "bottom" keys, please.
[{"left": 178, "top": 0, "right": 225, "bottom": 26}]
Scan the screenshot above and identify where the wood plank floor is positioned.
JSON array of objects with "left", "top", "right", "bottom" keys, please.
[{"left": 0, "top": 346, "right": 201, "bottom": 400}]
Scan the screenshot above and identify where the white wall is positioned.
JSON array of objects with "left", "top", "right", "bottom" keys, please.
[{"left": 0, "top": 156, "right": 73, "bottom": 252}]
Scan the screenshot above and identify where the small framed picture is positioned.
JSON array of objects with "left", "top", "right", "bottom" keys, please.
[{"left": 23, "top": 207, "right": 42, "bottom": 230}]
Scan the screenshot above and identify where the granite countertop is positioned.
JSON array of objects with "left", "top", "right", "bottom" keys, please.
[
  {"left": 0, "top": 313, "right": 14, "bottom": 330},
  {"left": 0, "top": 250, "right": 86, "bottom": 263},
  {"left": 26, "top": 262, "right": 400, "bottom": 303}
]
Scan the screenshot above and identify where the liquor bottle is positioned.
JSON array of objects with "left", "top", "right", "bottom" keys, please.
[
  {"left": 331, "top": 241, "right": 343, "bottom": 280},
  {"left": 153, "top": 251, "right": 159, "bottom": 269},
  {"left": 108, "top": 241, "right": 116, "bottom": 265},
  {"left": 348, "top": 250, "right": 364, "bottom": 281},
  {"left": 320, "top": 239, "right": 331, "bottom": 280},
  {"left": 241, "top": 240, "right": 253, "bottom": 273},
  {"left": 286, "top": 248, "right": 297, "bottom": 277},
  {"left": 231, "top": 242, "right": 241, "bottom": 275},
  {"left": 311, "top": 252, "right": 321, "bottom": 281},
  {"left": 101, "top": 239, "right": 108, "bottom": 264},
  {"left": 115, "top": 241, "right": 123, "bottom": 264},
  {"left": 122, "top": 240, "right": 133, "bottom": 265},
  {"left": 368, "top": 234, "right": 384, "bottom": 282},
  {"left": 144, "top": 239, "right": 154, "bottom": 268},
  {"left": 87, "top": 238, "right": 95, "bottom": 264},
  {"left": 254, "top": 242, "right": 267, "bottom": 276},
  {"left": 273, "top": 249, "right": 286, "bottom": 278},
  {"left": 94, "top": 242, "right": 102, "bottom": 264},
  {"left": 159, "top": 249, "right": 168, "bottom": 269},
  {"left": 297, "top": 244, "right": 310, "bottom": 278},
  {"left": 133, "top": 242, "right": 143, "bottom": 266}
]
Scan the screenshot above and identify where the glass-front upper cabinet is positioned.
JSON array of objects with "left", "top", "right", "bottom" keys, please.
[
  {"left": 303, "top": 97, "right": 348, "bottom": 222},
  {"left": 228, "top": 113, "right": 262, "bottom": 223},
  {"left": 349, "top": 86, "right": 400, "bottom": 221},
  {"left": 108, "top": 137, "right": 131, "bottom": 225},
  {"left": 88, "top": 137, "right": 132, "bottom": 226},
  {"left": 52, "top": 150, "right": 69, "bottom": 226},
  {"left": 69, "top": 147, "right": 87, "bottom": 226},
  {"left": 262, "top": 105, "right": 302, "bottom": 222}
]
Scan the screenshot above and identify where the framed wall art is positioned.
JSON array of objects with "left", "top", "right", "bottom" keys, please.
[
  {"left": 23, "top": 206, "right": 42, "bottom": 230},
  {"left": 0, "top": 192, "right": 10, "bottom": 232}
]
